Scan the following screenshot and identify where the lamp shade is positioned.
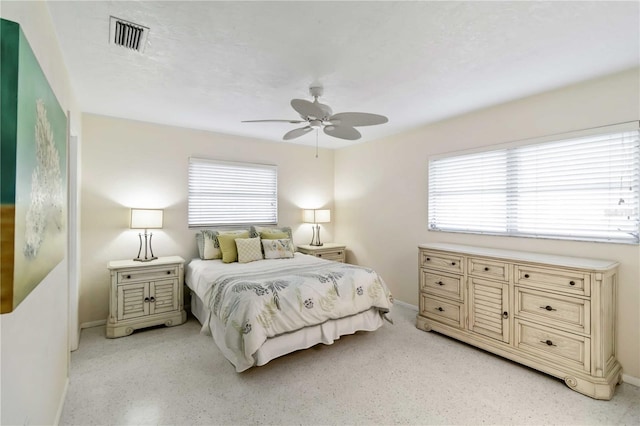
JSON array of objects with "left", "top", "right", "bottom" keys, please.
[
  {"left": 302, "top": 209, "right": 330, "bottom": 224},
  {"left": 130, "top": 209, "right": 163, "bottom": 229}
]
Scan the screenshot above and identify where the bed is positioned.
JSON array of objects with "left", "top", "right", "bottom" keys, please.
[{"left": 185, "top": 252, "right": 393, "bottom": 372}]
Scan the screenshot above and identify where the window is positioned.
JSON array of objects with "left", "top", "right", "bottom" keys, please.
[
  {"left": 188, "top": 158, "right": 277, "bottom": 228},
  {"left": 428, "top": 123, "right": 640, "bottom": 244}
]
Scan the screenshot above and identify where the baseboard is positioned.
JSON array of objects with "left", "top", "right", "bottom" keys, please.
[
  {"left": 54, "top": 377, "right": 69, "bottom": 425},
  {"left": 622, "top": 373, "right": 640, "bottom": 387},
  {"left": 393, "top": 299, "right": 418, "bottom": 311},
  {"left": 80, "top": 319, "right": 106, "bottom": 329}
]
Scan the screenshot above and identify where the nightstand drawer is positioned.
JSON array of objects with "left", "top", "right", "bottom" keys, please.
[
  {"left": 117, "top": 266, "right": 179, "bottom": 284},
  {"left": 420, "top": 250, "right": 463, "bottom": 274}
]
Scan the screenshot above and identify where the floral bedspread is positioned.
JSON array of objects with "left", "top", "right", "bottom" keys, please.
[{"left": 202, "top": 255, "right": 393, "bottom": 371}]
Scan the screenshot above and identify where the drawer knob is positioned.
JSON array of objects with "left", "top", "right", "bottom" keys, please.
[
  {"left": 436, "top": 307, "right": 444, "bottom": 312},
  {"left": 318, "top": 254, "right": 323, "bottom": 257},
  {"left": 166, "top": 271, "right": 171, "bottom": 275},
  {"left": 540, "top": 305, "right": 557, "bottom": 311},
  {"left": 149, "top": 296, "right": 155, "bottom": 302},
  {"left": 569, "top": 281, "right": 576, "bottom": 286},
  {"left": 451, "top": 262, "right": 456, "bottom": 266},
  {"left": 524, "top": 274, "right": 530, "bottom": 278},
  {"left": 125, "top": 275, "right": 131, "bottom": 279},
  {"left": 144, "top": 297, "right": 150, "bottom": 303},
  {"left": 484, "top": 267, "right": 489, "bottom": 271},
  {"left": 436, "top": 281, "right": 445, "bottom": 286},
  {"left": 540, "top": 340, "right": 556, "bottom": 347},
  {"left": 502, "top": 311, "right": 509, "bottom": 319},
  {"left": 337, "top": 251, "right": 342, "bottom": 255}
]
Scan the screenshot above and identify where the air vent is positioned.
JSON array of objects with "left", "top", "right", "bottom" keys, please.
[{"left": 109, "top": 16, "right": 149, "bottom": 53}]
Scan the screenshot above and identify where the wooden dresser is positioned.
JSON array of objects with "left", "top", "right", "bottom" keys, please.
[{"left": 416, "top": 243, "right": 622, "bottom": 400}]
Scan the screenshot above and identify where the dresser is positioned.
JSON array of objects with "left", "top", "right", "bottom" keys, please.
[
  {"left": 297, "top": 243, "right": 346, "bottom": 262},
  {"left": 416, "top": 243, "right": 622, "bottom": 400},
  {"left": 106, "top": 256, "right": 187, "bottom": 338}
]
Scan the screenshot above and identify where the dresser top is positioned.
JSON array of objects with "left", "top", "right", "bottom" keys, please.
[{"left": 418, "top": 243, "right": 619, "bottom": 270}]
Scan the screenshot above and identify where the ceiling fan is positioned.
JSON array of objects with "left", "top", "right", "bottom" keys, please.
[{"left": 242, "top": 86, "right": 388, "bottom": 141}]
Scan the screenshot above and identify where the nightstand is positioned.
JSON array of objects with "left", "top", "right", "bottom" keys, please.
[
  {"left": 106, "top": 256, "right": 186, "bottom": 338},
  {"left": 297, "top": 243, "right": 346, "bottom": 263}
]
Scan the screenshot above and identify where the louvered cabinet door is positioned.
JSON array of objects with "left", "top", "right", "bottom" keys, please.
[
  {"left": 150, "top": 279, "right": 179, "bottom": 314},
  {"left": 468, "top": 277, "right": 509, "bottom": 343},
  {"left": 117, "top": 282, "right": 149, "bottom": 320}
]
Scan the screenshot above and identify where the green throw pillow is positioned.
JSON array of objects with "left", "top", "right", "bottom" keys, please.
[{"left": 217, "top": 231, "right": 249, "bottom": 263}]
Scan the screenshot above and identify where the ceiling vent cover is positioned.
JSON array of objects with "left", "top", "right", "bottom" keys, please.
[{"left": 109, "top": 16, "right": 149, "bottom": 53}]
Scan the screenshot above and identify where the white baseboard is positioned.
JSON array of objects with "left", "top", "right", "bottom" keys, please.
[
  {"left": 622, "top": 374, "right": 640, "bottom": 387},
  {"left": 393, "top": 299, "right": 418, "bottom": 311},
  {"left": 80, "top": 319, "right": 106, "bottom": 329},
  {"left": 54, "top": 377, "right": 69, "bottom": 425}
]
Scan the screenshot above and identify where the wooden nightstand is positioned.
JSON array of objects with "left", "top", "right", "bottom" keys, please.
[
  {"left": 297, "top": 243, "right": 346, "bottom": 263},
  {"left": 106, "top": 256, "right": 186, "bottom": 338}
]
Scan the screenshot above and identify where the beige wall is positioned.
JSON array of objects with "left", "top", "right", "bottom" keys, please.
[
  {"left": 334, "top": 68, "right": 640, "bottom": 380},
  {"left": 0, "top": 1, "right": 80, "bottom": 424},
  {"left": 79, "top": 114, "right": 335, "bottom": 325}
]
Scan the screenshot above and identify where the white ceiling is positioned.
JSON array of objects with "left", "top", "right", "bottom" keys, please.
[{"left": 46, "top": 1, "right": 640, "bottom": 149}]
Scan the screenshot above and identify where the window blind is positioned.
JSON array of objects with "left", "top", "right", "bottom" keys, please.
[
  {"left": 188, "top": 158, "right": 277, "bottom": 227},
  {"left": 428, "top": 124, "right": 640, "bottom": 244}
]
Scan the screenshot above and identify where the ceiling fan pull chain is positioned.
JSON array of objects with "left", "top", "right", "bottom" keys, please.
[{"left": 315, "top": 129, "right": 319, "bottom": 158}]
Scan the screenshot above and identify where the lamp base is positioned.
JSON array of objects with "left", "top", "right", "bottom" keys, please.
[
  {"left": 309, "top": 224, "right": 324, "bottom": 246},
  {"left": 310, "top": 242, "right": 324, "bottom": 247},
  {"left": 133, "top": 256, "right": 157, "bottom": 262}
]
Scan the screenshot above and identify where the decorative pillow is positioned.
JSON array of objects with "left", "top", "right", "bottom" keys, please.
[
  {"left": 235, "top": 237, "right": 264, "bottom": 264},
  {"left": 217, "top": 231, "right": 250, "bottom": 263},
  {"left": 251, "top": 226, "right": 294, "bottom": 248},
  {"left": 196, "top": 229, "right": 250, "bottom": 260},
  {"left": 262, "top": 239, "right": 295, "bottom": 259}
]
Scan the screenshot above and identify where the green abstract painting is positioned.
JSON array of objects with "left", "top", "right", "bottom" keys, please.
[{"left": 1, "top": 19, "right": 67, "bottom": 313}]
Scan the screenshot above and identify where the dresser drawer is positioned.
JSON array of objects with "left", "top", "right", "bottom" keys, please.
[
  {"left": 420, "top": 250, "right": 463, "bottom": 274},
  {"left": 117, "top": 265, "right": 179, "bottom": 284},
  {"left": 515, "top": 265, "right": 589, "bottom": 296},
  {"left": 315, "top": 251, "right": 345, "bottom": 262},
  {"left": 420, "top": 270, "right": 463, "bottom": 300},
  {"left": 515, "top": 287, "right": 590, "bottom": 334},
  {"left": 419, "top": 294, "right": 464, "bottom": 329},
  {"left": 515, "top": 319, "right": 590, "bottom": 372},
  {"left": 468, "top": 257, "right": 508, "bottom": 281}
]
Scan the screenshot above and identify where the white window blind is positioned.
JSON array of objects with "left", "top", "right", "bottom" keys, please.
[
  {"left": 188, "top": 158, "right": 277, "bottom": 227},
  {"left": 428, "top": 124, "right": 640, "bottom": 244}
]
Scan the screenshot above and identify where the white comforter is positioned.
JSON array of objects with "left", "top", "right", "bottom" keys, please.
[{"left": 186, "top": 253, "right": 393, "bottom": 371}]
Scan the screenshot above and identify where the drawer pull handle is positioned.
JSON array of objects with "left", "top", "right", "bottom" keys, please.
[
  {"left": 524, "top": 274, "right": 530, "bottom": 278},
  {"left": 569, "top": 281, "right": 576, "bottom": 286},
  {"left": 484, "top": 267, "right": 489, "bottom": 271},
  {"left": 125, "top": 275, "right": 131, "bottom": 279},
  {"left": 144, "top": 297, "right": 150, "bottom": 303},
  {"left": 318, "top": 254, "right": 323, "bottom": 257},
  {"left": 540, "top": 305, "right": 557, "bottom": 311},
  {"left": 337, "top": 252, "right": 342, "bottom": 255},
  {"left": 426, "top": 257, "right": 431, "bottom": 261},
  {"left": 436, "top": 307, "right": 444, "bottom": 312},
  {"left": 451, "top": 262, "right": 456, "bottom": 266},
  {"left": 502, "top": 311, "right": 509, "bottom": 319},
  {"left": 166, "top": 271, "right": 171, "bottom": 275},
  {"left": 149, "top": 296, "right": 155, "bottom": 303},
  {"left": 436, "top": 281, "right": 445, "bottom": 286},
  {"left": 540, "top": 340, "right": 556, "bottom": 347}
]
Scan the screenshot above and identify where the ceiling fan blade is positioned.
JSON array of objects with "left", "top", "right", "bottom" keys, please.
[
  {"left": 291, "top": 99, "right": 325, "bottom": 120},
  {"left": 323, "top": 125, "right": 361, "bottom": 140},
  {"left": 283, "top": 126, "right": 313, "bottom": 140},
  {"left": 242, "top": 119, "right": 306, "bottom": 124},
  {"left": 329, "top": 112, "right": 388, "bottom": 127}
]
